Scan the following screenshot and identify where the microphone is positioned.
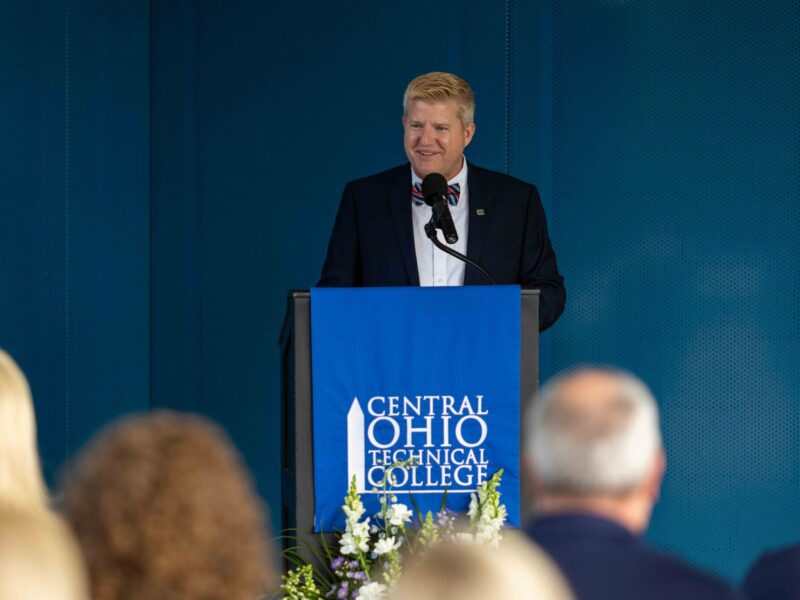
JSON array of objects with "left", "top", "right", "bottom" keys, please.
[
  {"left": 421, "top": 173, "right": 458, "bottom": 244},
  {"left": 419, "top": 172, "right": 496, "bottom": 284}
]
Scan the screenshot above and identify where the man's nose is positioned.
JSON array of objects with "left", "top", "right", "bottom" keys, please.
[{"left": 420, "top": 125, "right": 435, "bottom": 144}]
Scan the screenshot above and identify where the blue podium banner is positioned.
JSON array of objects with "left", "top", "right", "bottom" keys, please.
[{"left": 310, "top": 286, "right": 521, "bottom": 533}]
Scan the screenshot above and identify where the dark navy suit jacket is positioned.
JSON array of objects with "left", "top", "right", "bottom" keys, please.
[
  {"left": 317, "top": 163, "right": 566, "bottom": 331},
  {"left": 742, "top": 544, "right": 800, "bottom": 600},
  {"left": 526, "top": 514, "right": 741, "bottom": 600}
]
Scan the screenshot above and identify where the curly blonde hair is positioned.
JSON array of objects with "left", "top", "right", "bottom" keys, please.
[
  {"left": 403, "top": 71, "right": 475, "bottom": 126},
  {"left": 0, "top": 349, "right": 49, "bottom": 511},
  {"left": 61, "top": 411, "right": 275, "bottom": 600}
]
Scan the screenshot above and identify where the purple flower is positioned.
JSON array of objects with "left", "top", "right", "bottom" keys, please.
[
  {"left": 337, "top": 586, "right": 349, "bottom": 599},
  {"left": 331, "top": 556, "right": 345, "bottom": 570},
  {"left": 436, "top": 509, "right": 453, "bottom": 527},
  {"left": 346, "top": 570, "right": 366, "bottom": 580},
  {"left": 347, "top": 560, "right": 360, "bottom": 569}
]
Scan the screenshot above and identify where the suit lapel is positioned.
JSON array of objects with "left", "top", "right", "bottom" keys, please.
[
  {"left": 465, "top": 163, "right": 493, "bottom": 285},
  {"left": 388, "top": 165, "right": 420, "bottom": 286}
]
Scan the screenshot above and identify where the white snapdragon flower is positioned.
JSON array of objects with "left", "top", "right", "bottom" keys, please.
[
  {"left": 453, "top": 532, "right": 475, "bottom": 544},
  {"left": 340, "top": 532, "right": 358, "bottom": 555},
  {"left": 386, "top": 503, "right": 413, "bottom": 526},
  {"left": 467, "top": 493, "right": 479, "bottom": 520},
  {"left": 352, "top": 519, "right": 371, "bottom": 540},
  {"left": 372, "top": 536, "right": 401, "bottom": 556},
  {"left": 356, "top": 582, "right": 388, "bottom": 600},
  {"left": 473, "top": 500, "right": 506, "bottom": 547},
  {"left": 340, "top": 523, "right": 370, "bottom": 555},
  {"left": 475, "top": 520, "right": 503, "bottom": 547},
  {"left": 466, "top": 472, "right": 507, "bottom": 548},
  {"left": 341, "top": 478, "right": 371, "bottom": 555},
  {"left": 343, "top": 504, "right": 365, "bottom": 522}
]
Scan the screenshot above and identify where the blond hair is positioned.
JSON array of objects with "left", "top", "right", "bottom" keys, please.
[
  {"left": 391, "top": 531, "right": 573, "bottom": 600},
  {"left": 61, "top": 411, "right": 276, "bottom": 600},
  {"left": 0, "top": 349, "right": 49, "bottom": 510},
  {"left": 403, "top": 72, "right": 475, "bottom": 126},
  {"left": 0, "top": 507, "right": 90, "bottom": 600}
]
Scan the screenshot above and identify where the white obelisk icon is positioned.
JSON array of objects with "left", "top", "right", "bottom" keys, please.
[{"left": 347, "top": 398, "right": 365, "bottom": 492}]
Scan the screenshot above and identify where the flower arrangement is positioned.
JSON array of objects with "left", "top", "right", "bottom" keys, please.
[{"left": 281, "top": 461, "right": 507, "bottom": 600}]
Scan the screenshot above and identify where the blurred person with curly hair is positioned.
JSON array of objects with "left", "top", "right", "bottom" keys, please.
[
  {"left": 61, "top": 410, "right": 276, "bottom": 600},
  {"left": 0, "top": 506, "right": 89, "bottom": 600},
  {"left": 0, "top": 348, "right": 49, "bottom": 511}
]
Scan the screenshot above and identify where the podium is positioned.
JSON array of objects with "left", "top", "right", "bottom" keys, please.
[{"left": 279, "top": 288, "right": 539, "bottom": 552}]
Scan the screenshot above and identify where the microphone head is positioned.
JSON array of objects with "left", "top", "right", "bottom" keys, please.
[{"left": 421, "top": 173, "right": 448, "bottom": 206}]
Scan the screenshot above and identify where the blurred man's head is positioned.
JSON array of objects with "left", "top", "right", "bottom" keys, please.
[
  {"left": 525, "top": 367, "right": 665, "bottom": 533},
  {"left": 402, "top": 72, "right": 476, "bottom": 180}
]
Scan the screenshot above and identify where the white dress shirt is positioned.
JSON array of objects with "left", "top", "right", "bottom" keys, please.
[{"left": 411, "top": 159, "right": 469, "bottom": 286}]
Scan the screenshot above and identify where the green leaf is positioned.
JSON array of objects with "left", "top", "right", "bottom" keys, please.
[{"left": 408, "top": 493, "right": 424, "bottom": 525}]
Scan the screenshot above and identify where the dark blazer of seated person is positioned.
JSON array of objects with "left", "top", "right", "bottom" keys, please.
[
  {"left": 524, "top": 368, "right": 741, "bottom": 600},
  {"left": 742, "top": 544, "right": 800, "bottom": 600},
  {"left": 527, "top": 513, "right": 741, "bottom": 600},
  {"left": 317, "top": 162, "right": 566, "bottom": 331}
]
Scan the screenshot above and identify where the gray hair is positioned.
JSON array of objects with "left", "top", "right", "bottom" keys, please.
[{"left": 525, "top": 366, "right": 662, "bottom": 495}]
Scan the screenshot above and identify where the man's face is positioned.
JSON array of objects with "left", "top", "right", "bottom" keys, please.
[{"left": 403, "top": 99, "right": 475, "bottom": 181}]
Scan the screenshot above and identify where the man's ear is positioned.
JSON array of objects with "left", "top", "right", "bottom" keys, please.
[
  {"left": 463, "top": 122, "right": 476, "bottom": 147},
  {"left": 646, "top": 449, "right": 666, "bottom": 502},
  {"left": 523, "top": 456, "right": 545, "bottom": 501}
]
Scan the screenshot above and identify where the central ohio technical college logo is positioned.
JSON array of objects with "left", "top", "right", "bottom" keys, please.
[{"left": 347, "top": 393, "right": 492, "bottom": 495}]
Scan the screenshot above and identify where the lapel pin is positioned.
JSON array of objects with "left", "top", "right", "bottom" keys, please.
[{"left": 476, "top": 209, "right": 485, "bottom": 216}]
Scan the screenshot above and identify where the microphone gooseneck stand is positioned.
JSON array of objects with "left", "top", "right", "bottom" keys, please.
[{"left": 424, "top": 219, "right": 496, "bottom": 285}]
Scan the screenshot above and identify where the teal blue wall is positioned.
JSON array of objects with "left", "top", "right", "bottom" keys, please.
[
  {"left": 0, "top": 1, "right": 150, "bottom": 477},
  {"left": 1, "top": 0, "right": 798, "bottom": 583},
  {"left": 547, "top": 1, "right": 800, "bottom": 580}
]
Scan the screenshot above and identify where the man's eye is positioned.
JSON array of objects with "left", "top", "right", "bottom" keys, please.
[{"left": 435, "top": 127, "right": 448, "bottom": 132}]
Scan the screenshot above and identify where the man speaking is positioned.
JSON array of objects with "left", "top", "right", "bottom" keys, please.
[{"left": 318, "top": 72, "right": 565, "bottom": 331}]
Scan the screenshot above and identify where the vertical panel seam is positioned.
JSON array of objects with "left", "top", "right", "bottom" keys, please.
[
  {"left": 63, "top": 0, "right": 71, "bottom": 465},
  {"left": 148, "top": 0, "right": 154, "bottom": 412},
  {"left": 194, "top": 5, "right": 203, "bottom": 410},
  {"left": 505, "top": 0, "right": 511, "bottom": 174}
]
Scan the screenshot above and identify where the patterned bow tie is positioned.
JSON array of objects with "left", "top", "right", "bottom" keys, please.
[{"left": 412, "top": 182, "right": 461, "bottom": 207}]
